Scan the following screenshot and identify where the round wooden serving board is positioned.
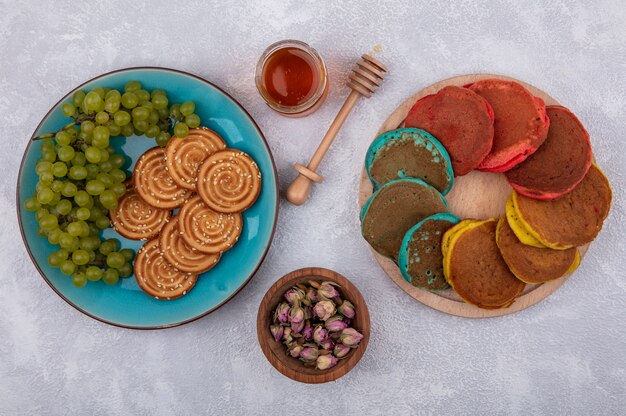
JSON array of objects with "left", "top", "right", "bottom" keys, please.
[{"left": 358, "top": 74, "right": 590, "bottom": 318}]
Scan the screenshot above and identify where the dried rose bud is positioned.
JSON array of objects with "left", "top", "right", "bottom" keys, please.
[
  {"left": 337, "top": 300, "right": 355, "bottom": 319},
  {"left": 291, "top": 319, "right": 304, "bottom": 334},
  {"left": 316, "top": 354, "right": 338, "bottom": 370},
  {"left": 333, "top": 343, "right": 351, "bottom": 359},
  {"left": 270, "top": 324, "right": 284, "bottom": 342},
  {"left": 305, "top": 287, "right": 318, "bottom": 304},
  {"left": 289, "top": 344, "right": 304, "bottom": 358},
  {"left": 319, "top": 338, "right": 335, "bottom": 350},
  {"left": 282, "top": 327, "right": 293, "bottom": 344},
  {"left": 274, "top": 302, "right": 290, "bottom": 324},
  {"left": 300, "top": 346, "right": 319, "bottom": 362},
  {"left": 284, "top": 287, "right": 304, "bottom": 305},
  {"left": 339, "top": 328, "right": 364, "bottom": 347},
  {"left": 313, "top": 300, "right": 336, "bottom": 321},
  {"left": 329, "top": 331, "right": 341, "bottom": 341},
  {"left": 325, "top": 315, "right": 348, "bottom": 332},
  {"left": 288, "top": 305, "right": 304, "bottom": 325},
  {"left": 318, "top": 281, "right": 340, "bottom": 299},
  {"left": 302, "top": 306, "right": 312, "bottom": 321},
  {"left": 302, "top": 323, "right": 313, "bottom": 340},
  {"left": 313, "top": 325, "right": 328, "bottom": 344}
]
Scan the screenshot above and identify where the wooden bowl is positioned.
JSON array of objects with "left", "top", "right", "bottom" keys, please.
[{"left": 256, "top": 267, "right": 370, "bottom": 383}]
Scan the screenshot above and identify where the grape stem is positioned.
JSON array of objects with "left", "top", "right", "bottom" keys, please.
[{"left": 32, "top": 113, "right": 96, "bottom": 141}]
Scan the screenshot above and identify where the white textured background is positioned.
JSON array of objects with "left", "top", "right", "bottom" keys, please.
[{"left": 1, "top": 1, "right": 625, "bottom": 415}]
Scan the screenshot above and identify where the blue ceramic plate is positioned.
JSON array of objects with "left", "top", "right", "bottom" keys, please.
[{"left": 17, "top": 68, "right": 278, "bottom": 329}]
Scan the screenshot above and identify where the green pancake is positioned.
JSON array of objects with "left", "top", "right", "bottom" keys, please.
[
  {"left": 365, "top": 128, "right": 454, "bottom": 195},
  {"left": 398, "top": 213, "right": 460, "bottom": 291},
  {"left": 361, "top": 178, "right": 448, "bottom": 260}
]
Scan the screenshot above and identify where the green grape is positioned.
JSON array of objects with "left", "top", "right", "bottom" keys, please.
[
  {"left": 99, "top": 148, "right": 110, "bottom": 162},
  {"left": 110, "top": 182, "right": 127, "bottom": 197},
  {"left": 95, "top": 111, "right": 110, "bottom": 124},
  {"left": 102, "top": 268, "right": 119, "bottom": 285},
  {"left": 51, "top": 180, "right": 64, "bottom": 193},
  {"left": 133, "top": 119, "right": 148, "bottom": 132},
  {"left": 24, "top": 197, "right": 41, "bottom": 211},
  {"left": 86, "top": 266, "right": 103, "bottom": 282},
  {"left": 105, "top": 89, "right": 121, "bottom": 100},
  {"left": 118, "top": 262, "right": 132, "bottom": 278},
  {"left": 86, "top": 179, "right": 105, "bottom": 195},
  {"left": 35, "top": 208, "right": 49, "bottom": 221},
  {"left": 39, "top": 172, "right": 54, "bottom": 183},
  {"left": 72, "top": 90, "right": 86, "bottom": 107},
  {"left": 48, "top": 252, "right": 62, "bottom": 267},
  {"left": 42, "top": 150, "right": 57, "bottom": 163},
  {"left": 56, "top": 199, "right": 73, "bottom": 215},
  {"left": 67, "top": 221, "right": 83, "bottom": 237},
  {"left": 47, "top": 228, "right": 63, "bottom": 245},
  {"left": 81, "top": 96, "right": 90, "bottom": 114},
  {"left": 151, "top": 89, "right": 166, "bottom": 98},
  {"left": 61, "top": 182, "right": 78, "bottom": 197},
  {"left": 147, "top": 110, "right": 159, "bottom": 125},
  {"left": 37, "top": 188, "right": 54, "bottom": 204},
  {"left": 120, "top": 124, "right": 134, "bottom": 137},
  {"left": 57, "top": 145, "right": 75, "bottom": 162},
  {"left": 104, "top": 98, "right": 120, "bottom": 114},
  {"left": 95, "top": 216, "right": 111, "bottom": 229},
  {"left": 36, "top": 227, "right": 48, "bottom": 237},
  {"left": 120, "top": 248, "right": 134, "bottom": 262},
  {"left": 96, "top": 173, "right": 114, "bottom": 188},
  {"left": 131, "top": 106, "right": 150, "bottom": 121},
  {"left": 79, "top": 221, "right": 91, "bottom": 237},
  {"left": 107, "top": 122, "right": 121, "bottom": 136},
  {"left": 185, "top": 114, "right": 201, "bottom": 128},
  {"left": 36, "top": 181, "right": 50, "bottom": 193},
  {"left": 35, "top": 161, "right": 53, "bottom": 175},
  {"left": 60, "top": 260, "right": 77, "bottom": 276},
  {"left": 135, "top": 89, "right": 150, "bottom": 102},
  {"left": 85, "top": 146, "right": 102, "bottom": 163},
  {"left": 76, "top": 207, "right": 91, "bottom": 221},
  {"left": 106, "top": 252, "right": 125, "bottom": 269},
  {"left": 124, "top": 81, "right": 141, "bottom": 92},
  {"left": 40, "top": 139, "right": 55, "bottom": 151},
  {"left": 113, "top": 110, "right": 131, "bottom": 126},
  {"left": 155, "top": 131, "right": 170, "bottom": 147},
  {"left": 152, "top": 94, "right": 168, "bottom": 110},
  {"left": 121, "top": 92, "right": 139, "bottom": 109},
  {"left": 109, "top": 168, "right": 126, "bottom": 183},
  {"left": 72, "top": 249, "right": 90, "bottom": 265},
  {"left": 99, "top": 239, "right": 118, "bottom": 255},
  {"left": 59, "top": 233, "right": 75, "bottom": 249},
  {"left": 71, "top": 151, "right": 86, "bottom": 166},
  {"left": 180, "top": 101, "right": 195, "bottom": 116},
  {"left": 39, "top": 213, "right": 58, "bottom": 230},
  {"left": 55, "top": 132, "right": 71, "bottom": 148},
  {"left": 56, "top": 249, "right": 69, "bottom": 260},
  {"left": 92, "top": 126, "right": 110, "bottom": 148},
  {"left": 92, "top": 87, "right": 105, "bottom": 99},
  {"left": 74, "top": 190, "right": 91, "bottom": 207},
  {"left": 174, "top": 122, "right": 189, "bottom": 138},
  {"left": 140, "top": 100, "right": 153, "bottom": 109},
  {"left": 88, "top": 205, "right": 104, "bottom": 221},
  {"left": 80, "top": 236, "right": 100, "bottom": 251},
  {"left": 68, "top": 165, "right": 88, "bottom": 180},
  {"left": 169, "top": 103, "right": 181, "bottom": 119},
  {"left": 71, "top": 272, "right": 87, "bottom": 287},
  {"left": 157, "top": 108, "right": 169, "bottom": 120},
  {"left": 81, "top": 120, "right": 95, "bottom": 135},
  {"left": 85, "top": 163, "right": 99, "bottom": 179},
  {"left": 52, "top": 162, "right": 68, "bottom": 178},
  {"left": 85, "top": 91, "right": 103, "bottom": 111},
  {"left": 99, "top": 190, "right": 118, "bottom": 210},
  {"left": 108, "top": 154, "right": 125, "bottom": 169},
  {"left": 49, "top": 191, "right": 61, "bottom": 206},
  {"left": 145, "top": 125, "right": 160, "bottom": 138},
  {"left": 62, "top": 103, "right": 76, "bottom": 117}
]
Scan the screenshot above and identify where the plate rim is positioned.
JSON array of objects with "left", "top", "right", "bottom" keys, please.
[{"left": 15, "top": 66, "right": 279, "bottom": 330}]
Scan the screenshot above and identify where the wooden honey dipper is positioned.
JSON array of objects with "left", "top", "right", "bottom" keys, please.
[{"left": 285, "top": 53, "right": 387, "bottom": 205}]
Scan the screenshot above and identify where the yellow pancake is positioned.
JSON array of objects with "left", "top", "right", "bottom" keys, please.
[{"left": 506, "top": 193, "right": 546, "bottom": 248}]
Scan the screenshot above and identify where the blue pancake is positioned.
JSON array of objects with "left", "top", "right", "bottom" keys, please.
[
  {"left": 365, "top": 128, "right": 454, "bottom": 195},
  {"left": 361, "top": 178, "right": 448, "bottom": 260},
  {"left": 398, "top": 213, "right": 460, "bottom": 291}
]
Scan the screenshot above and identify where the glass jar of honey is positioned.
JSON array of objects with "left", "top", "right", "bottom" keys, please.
[{"left": 255, "top": 40, "right": 328, "bottom": 117}]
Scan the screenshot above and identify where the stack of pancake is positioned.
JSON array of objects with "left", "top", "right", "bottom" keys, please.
[{"left": 361, "top": 80, "right": 612, "bottom": 309}]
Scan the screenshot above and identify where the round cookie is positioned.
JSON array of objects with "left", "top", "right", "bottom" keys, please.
[
  {"left": 443, "top": 219, "right": 526, "bottom": 309},
  {"left": 398, "top": 213, "right": 460, "bottom": 291},
  {"left": 513, "top": 164, "right": 612, "bottom": 249},
  {"left": 361, "top": 178, "right": 448, "bottom": 260},
  {"left": 496, "top": 216, "right": 579, "bottom": 284},
  {"left": 177, "top": 195, "right": 243, "bottom": 254},
  {"left": 365, "top": 128, "right": 454, "bottom": 194},
  {"left": 133, "top": 147, "right": 193, "bottom": 209},
  {"left": 466, "top": 79, "right": 550, "bottom": 173},
  {"left": 404, "top": 86, "right": 494, "bottom": 176},
  {"left": 134, "top": 238, "right": 197, "bottom": 300},
  {"left": 197, "top": 149, "right": 262, "bottom": 213},
  {"left": 505, "top": 106, "right": 592, "bottom": 200},
  {"left": 165, "top": 127, "right": 227, "bottom": 190},
  {"left": 159, "top": 216, "right": 221, "bottom": 274},
  {"left": 109, "top": 189, "right": 171, "bottom": 240}
]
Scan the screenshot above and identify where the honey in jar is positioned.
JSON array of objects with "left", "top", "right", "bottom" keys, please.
[{"left": 256, "top": 40, "right": 328, "bottom": 117}]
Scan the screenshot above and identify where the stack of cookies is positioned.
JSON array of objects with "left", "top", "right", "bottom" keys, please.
[
  {"left": 110, "top": 128, "right": 262, "bottom": 300},
  {"left": 361, "top": 79, "right": 612, "bottom": 310}
]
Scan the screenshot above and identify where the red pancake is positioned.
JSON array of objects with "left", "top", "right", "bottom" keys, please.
[
  {"left": 505, "top": 106, "right": 592, "bottom": 200},
  {"left": 405, "top": 86, "right": 494, "bottom": 176},
  {"left": 466, "top": 80, "right": 550, "bottom": 173}
]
